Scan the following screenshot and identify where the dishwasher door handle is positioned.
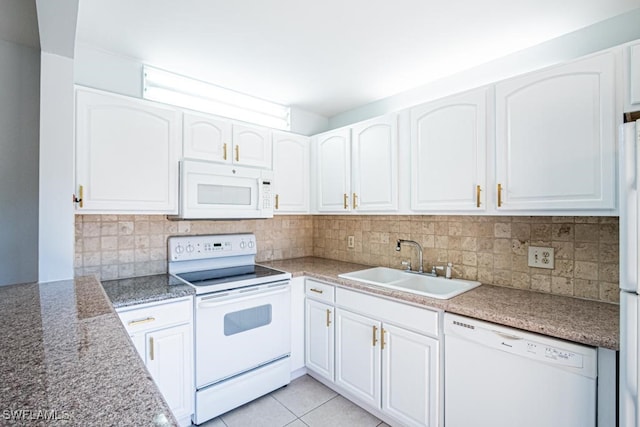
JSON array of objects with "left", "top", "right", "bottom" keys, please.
[{"left": 492, "top": 330, "right": 523, "bottom": 341}]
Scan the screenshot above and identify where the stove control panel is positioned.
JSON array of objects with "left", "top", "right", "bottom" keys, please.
[{"left": 168, "top": 233, "right": 257, "bottom": 261}]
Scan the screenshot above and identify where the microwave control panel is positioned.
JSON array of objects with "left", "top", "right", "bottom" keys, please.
[{"left": 261, "top": 180, "right": 272, "bottom": 210}]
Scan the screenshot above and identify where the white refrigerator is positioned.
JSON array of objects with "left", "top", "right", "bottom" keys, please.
[{"left": 621, "top": 119, "right": 640, "bottom": 427}]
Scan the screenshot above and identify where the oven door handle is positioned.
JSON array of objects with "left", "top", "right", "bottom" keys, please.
[{"left": 197, "top": 283, "right": 289, "bottom": 308}]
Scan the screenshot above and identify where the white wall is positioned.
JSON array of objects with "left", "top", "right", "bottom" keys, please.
[
  {"left": 0, "top": 39, "right": 40, "bottom": 286},
  {"left": 329, "top": 8, "right": 640, "bottom": 128},
  {"left": 38, "top": 52, "right": 75, "bottom": 282}
]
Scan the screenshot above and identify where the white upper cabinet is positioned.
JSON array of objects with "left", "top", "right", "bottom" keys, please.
[
  {"left": 624, "top": 41, "right": 640, "bottom": 112},
  {"left": 183, "top": 112, "right": 232, "bottom": 163},
  {"left": 351, "top": 115, "right": 398, "bottom": 211},
  {"left": 75, "top": 88, "right": 181, "bottom": 213},
  {"left": 316, "top": 128, "right": 352, "bottom": 212},
  {"left": 233, "top": 122, "right": 272, "bottom": 168},
  {"left": 315, "top": 115, "right": 398, "bottom": 213},
  {"left": 183, "top": 112, "right": 272, "bottom": 169},
  {"left": 495, "top": 51, "right": 617, "bottom": 211},
  {"left": 273, "top": 131, "right": 310, "bottom": 213},
  {"left": 410, "top": 88, "right": 487, "bottom": 211}
]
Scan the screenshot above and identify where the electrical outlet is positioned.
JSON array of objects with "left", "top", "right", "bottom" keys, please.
[
  {"left": 528, "top": 246, "right": 554, "bottom": 269},
  {"left": 347, "top": 235, "right": 355, "bottom": 249}
]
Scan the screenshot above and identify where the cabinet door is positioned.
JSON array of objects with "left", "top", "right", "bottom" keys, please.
[
  {"left": 382, "top": 324, "right": 439, "bottom": 427},
  {"left": 305, "top": 299, "right": 334, "bottom": 381},
  {"left": 146, "top": 324, "right": 193, "bottom": 423},
  {"left": 273, "top": 132, "right": 310, "bottom": 213},
  {"left": 495, "top": 52, "right": 617, "bottom": 211},
  {"left": 232, "top": 122, "right": 272, "bottom": 168},
  {"left": 410, "top": 88, "right": 487, "bottom": 211},
  {"left": 183, "top": 112, "right": 232, "bottom": 163},
  {"left": 316, "top": 129, "right": 351, "bottom": 212},
  {"left": 335, "top": 308, "right": 381, "bottom": 409},
  {"left": 351, "top": 115, "right": 398, "bottom": 211},
  {"left": 75, "top": 89, "right": 181, "bottom": 213},
  {"left": 626, "top": 42, "right": 640, "bottom": 112}
]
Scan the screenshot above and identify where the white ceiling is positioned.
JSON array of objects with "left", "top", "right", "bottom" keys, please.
[{"left": 76, "top": 0, "right": 639, "bottom": 118}]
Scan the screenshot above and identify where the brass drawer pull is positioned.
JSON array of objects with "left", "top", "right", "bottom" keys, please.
[
  {"left": 223, "top": 143, "right": 228, "bottom": 160},
  {"left": 235, "top": 145, "right": 240, "bottom": 162},
  {"left": 497, "top": 183, "right": 503, "bottom": 207},
  {"left": 372, "top": 325, "right": 378, "bottom": 347},
  {"left": 326, "top": 309, "right": 332, "bottom": 327},
  {"left": 310, "top": 288, "right": 324, "bottom": 294},
  {"left": 149, "top": 337, "right": 154, "bottom": 361},
  {"left": 381, "top": 328, "right": 386, "bottom": 350},
  {"left": 353, "top": 192, "right": 358, "bottom": 209},
  {"left": 127, "top": 317, "right": 156, "bottom": 327},
  {"left": 343, "top": 193, "right": 348, "bottom": 209},
  {"left": 476, "top": 185, "right": 481, "bottom": 208},
  {"left": 275, "top": 194, "right": 279, "bottom": 210}
]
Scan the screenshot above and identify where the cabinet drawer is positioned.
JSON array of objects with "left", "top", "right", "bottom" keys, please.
[
  {"left": 118, "top": 298, "right": 192, "bottom": 333},
  {"left": 305, "top": 279, "right": 335, "bottom": 303},
  {"left": 336, "top": 288, "right": 439, "bottom": 337}
]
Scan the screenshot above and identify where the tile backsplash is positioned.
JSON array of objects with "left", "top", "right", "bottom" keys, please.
[
  {"left": 75, "top": 214, "right": 619, "bottom": 303},
  {"left": 75, "top": 215, "right": 313, "bottom": 280},
  {"left": 313, "top": 215, "right": 619, "bottom": 303}
]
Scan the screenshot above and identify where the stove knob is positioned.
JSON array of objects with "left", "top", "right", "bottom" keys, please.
[
  {"left": 239, "top": 241, "right": 246, "bottom": 249},
  {"left": 248, "top": 241, "right": 255, "bottom": 249},
  {"left": 175, "top": 245, "right": 184, "bottom": 254},
  {"left": 186, "top": 244, "right": 194, "bottom": 253}
]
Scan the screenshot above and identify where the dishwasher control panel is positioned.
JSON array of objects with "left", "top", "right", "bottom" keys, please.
[{"left": 524, "top": 342, "right": 584, "bottom": 368}]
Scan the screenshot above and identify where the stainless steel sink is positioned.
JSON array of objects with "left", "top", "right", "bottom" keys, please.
[{"left": 339, "top": 267, "right": 481, "bottom": 299}]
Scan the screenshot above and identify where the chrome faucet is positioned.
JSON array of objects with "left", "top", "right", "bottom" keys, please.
[{"left": 396, "top": 239, "right": 423, "bottom": 273}]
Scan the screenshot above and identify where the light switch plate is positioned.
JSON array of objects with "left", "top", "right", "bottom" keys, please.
[
  {"left": 528, "top": 246, "right": 554, "bottom": 269},
  {"left": 347, "top": 235, "right": 355, "bottom": 249}
]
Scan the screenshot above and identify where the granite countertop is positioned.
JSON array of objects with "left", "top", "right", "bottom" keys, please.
[
  {"left": 0, "top": 276, "right": 177, "bottom": 426},
  {"left": 102, "top": 274, "right": 195, "bottom": 309},
  {"left": 262, "top": 257, "right": 620, "bottom": 350}
]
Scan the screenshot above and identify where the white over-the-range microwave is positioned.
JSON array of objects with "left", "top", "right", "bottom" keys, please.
[{"left": 172, "top": 160, "right": 274, "bottom": 219}]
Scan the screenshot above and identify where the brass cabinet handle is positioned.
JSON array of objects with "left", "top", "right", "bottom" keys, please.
[
  {"left": 497, "top": 183, "right": 503, "bottom": 207},
  {"left": 275, "top": 194, "right": 279, "bottom": 210},
  {"left": 326, "top": 309, "right": 332, "bottom": 327},
  {"left": 372, "top": 325, "right": 378, "bottom": 347},
  {"left": 353, "top": 193, "right": 358, "bottom": 209},
  {"left": 310, "top": 288, "right": 323, "bottom": 294},
  {"left": 127, "top": 316, "right": 156, "bottom": 327},
  {"left": 381, "top": 327, "right": 386, "bottom": 350},
  {"left": 476, "top": 185, "right": 482, "bottom": 208},
  {"left": 235, "top": 145, "right": 240, "bottom": 162},
  {"left": 149, "top": 337, "right": 154, "bottom": 361},
  {"left": 73, "top": 185, "right": 84, "bottom": 208},
  {"left": 343, "top": 193, "right": 348, "bottom": 209},
  {"left": 223, "top": 143, "right": 228, "bottom": 160}
]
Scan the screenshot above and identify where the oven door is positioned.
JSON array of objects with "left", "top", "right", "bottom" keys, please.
[{"left": 195, "top": 281, "right": 290, "bottom": 389}]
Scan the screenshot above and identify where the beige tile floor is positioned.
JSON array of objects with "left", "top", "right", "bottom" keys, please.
[{"left": 196, "top": 375, "right": 391, "bottom": 427}]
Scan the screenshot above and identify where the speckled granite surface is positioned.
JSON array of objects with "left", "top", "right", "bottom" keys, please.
[
  {"left": 0, "top": 276, "right": 177, "bottom": 426},
  {"left": 101, "top": 274, "right": 195, "bottom": 309},
  {"left": 262, "top": 257, "right": 620, "bottom": 350}
]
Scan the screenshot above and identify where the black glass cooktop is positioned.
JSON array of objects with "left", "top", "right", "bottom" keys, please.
[{"left": 176, "top": 264, "right": 287, "bottom": 287}]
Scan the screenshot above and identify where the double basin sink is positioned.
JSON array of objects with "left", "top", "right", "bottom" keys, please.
[{"left": 339, "top": 267, "right": 481, "bottom": 300}]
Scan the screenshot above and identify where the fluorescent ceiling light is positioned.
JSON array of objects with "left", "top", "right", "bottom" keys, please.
[{"left": 143, "top": 66, "right": 290, "bottom": 130}]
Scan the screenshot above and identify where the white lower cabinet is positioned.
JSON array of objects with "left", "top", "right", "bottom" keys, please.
[
  {"left": 305, "top": 295, "right": 335, "bottom": 381},
  {"left": 304, "top": 281, "right": 441, "bottom": 427},
  {"left": 335, "top": 309, "right": 381, "bottom": 408},
  {"left": 117, "top": 297, "right": 194, "bottom": 427}
]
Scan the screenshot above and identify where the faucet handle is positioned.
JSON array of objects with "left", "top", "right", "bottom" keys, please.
[
  {"left": 431, "top": 265, "right": 445, "bottom": 275},
  {"left": 401, "top": 260, "right": 412, "bottom": 271}
]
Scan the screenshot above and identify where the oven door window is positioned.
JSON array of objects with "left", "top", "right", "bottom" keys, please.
[{"left": 224, "top": 304, "right": 272, "bottom": 336}]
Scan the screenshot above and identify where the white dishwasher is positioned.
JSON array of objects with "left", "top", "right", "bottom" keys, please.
[{"left": 444, "top": 313, "right": 597, "bottom": 427}]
